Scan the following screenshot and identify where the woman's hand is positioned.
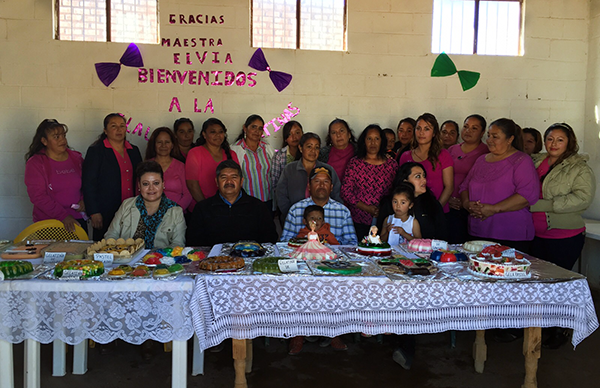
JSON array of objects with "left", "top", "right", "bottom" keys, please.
[
  {"left": 90, "top": 213, "right": 103, "bottom": 230},
  {"left": 448, "top": 196, "right": 462, "bottom": 211},
  {"left": 358, "top": 202, "right": 379, "bottom": 217},
  {"left": 476, "top": 202, "right": 499, "bottom": 220},
  {"left": 62, "top": 215, "right": 77, "bottom": 233},
  {"left": 77, "top": 200, "right": 86, "bottom": 213}
]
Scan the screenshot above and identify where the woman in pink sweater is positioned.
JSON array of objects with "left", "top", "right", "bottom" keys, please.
[{"left": 24, "top": 119, "right": 85, "bottom": 232}]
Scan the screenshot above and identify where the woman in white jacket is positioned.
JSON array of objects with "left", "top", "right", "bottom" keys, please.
[{"left": 105, "top": 160, "right": 185, "bottom": 248}]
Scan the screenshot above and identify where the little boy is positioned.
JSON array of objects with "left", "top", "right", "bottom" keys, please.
[{"left": 295, "top": 205, "right": 339, "bottom": 245}]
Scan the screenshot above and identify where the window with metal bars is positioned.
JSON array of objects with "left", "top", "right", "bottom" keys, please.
[
  {"left": 432, "top": 0, "right": 524, "bottom": 56},
  {"left": 251, "top": 0, "right": 347, "bottom": 51},
  {"left": 55, "top": 0, "right": 158, "bottom": 44}
]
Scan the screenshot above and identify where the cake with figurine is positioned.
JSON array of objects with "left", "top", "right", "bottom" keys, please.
[
  {"left": 357, "top": 226, "right": 392, "bottom": 256},
  {"left": 291, "top": 221, "right": 337, "bottom": 260}
]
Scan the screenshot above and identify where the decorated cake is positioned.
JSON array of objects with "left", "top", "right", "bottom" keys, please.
[
  {"left": 468, "top": 244, "right": 531, "bottom": 279},
  {"left": 407, "top": 239, "right": 448, "bottom": 253},
  {"left": 316, "top": 260, "right": 362, "bottom": 275},
  {"left": 252, "top": 257, "right": 290, "bottom": 274},
  {"left": 230, "top": 241, "right": 266, "bottom": 257},
  {"left": 87, "top": 238, "right": 144, "bottom": 262},
  {"left": 430, "top": 250, "right": 468, "bottom": 263},
  {"left": 463, "top": 240, "right": 497, "bottom": 253},
  {"left": 0, "top": 260, "right": 34, "bottom": 279},
  {"left": 291, "top": 234, "right": 336, "bottom": 260},
  {"left": 142, "top": 247, "right": 205, "bottom": 265},
  {"left": 198, "top": 255, "right": 245, "bottom": 271},
  {"left": 357, "top": 226, "right": 392, "bottom": 256},
  {"left": 54, "top": 259, "right": 104, "bottom": 278}
]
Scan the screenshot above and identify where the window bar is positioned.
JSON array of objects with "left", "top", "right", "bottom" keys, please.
[
  {"left": 473, "top": 0, "right": 480, "bottom": 54},
  {"left": 343, "top": 0, "right": 348, "bottom": 50},
  {"left": 296, "top": 0, "right": 301, "bottom": 49},
  {"left": 106, "top": 0, "right": 111, "bottom": 42}
]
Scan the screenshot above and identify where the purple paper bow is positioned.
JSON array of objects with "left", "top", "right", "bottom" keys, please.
[
  {"left": 248, "top": 48, "right": 293, "bottom": 92},
  {"left": 95, "top": 43, "right": 144, "bottom": 87}
]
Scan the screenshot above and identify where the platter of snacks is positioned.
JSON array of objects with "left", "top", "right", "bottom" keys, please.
[
  {"left": 86, "top": 238, "right": 145, "bottom": 264},
  {"left": 198, "top": 255, "right": 246, "bottom": 272}
]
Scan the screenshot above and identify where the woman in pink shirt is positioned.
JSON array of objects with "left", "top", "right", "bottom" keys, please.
[
  {"left": 446, "top": 114, "right": 489, "bottom": 243},
  {"left": 185, "top": 118, "right": 238, "bottom": 203},
  {"left": 25, "top": 119, "right": 85, "bottom": 232},
  {"left": 318, "top": 118, "right": 357, "bottom": 182},
  {"left": 145, "top": 127, "right": 192, "bottom": 211},
  {"left": 399, "top": 113, "right": 454, "bottom": 213}
]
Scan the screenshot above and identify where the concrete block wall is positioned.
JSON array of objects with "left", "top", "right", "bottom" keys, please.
[{"left": 0, "top": 0, "right": 593, "bottom": 238}]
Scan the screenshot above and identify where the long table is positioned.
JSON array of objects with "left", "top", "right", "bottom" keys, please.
[
  {"left": 0, "top": 274, "right": 194, "bottom": 388},
  {"left": 191, "top": 271, "right": 599, "bottom": 388}
]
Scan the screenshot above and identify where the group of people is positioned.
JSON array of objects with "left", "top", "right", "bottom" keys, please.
[{"left": 24, "top": 112, "right": 595, "bottom": 354}]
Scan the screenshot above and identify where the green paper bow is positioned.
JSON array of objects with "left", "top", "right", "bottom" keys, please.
[{"left": 431, "top": 53, "right": 480, "bottom": 91}]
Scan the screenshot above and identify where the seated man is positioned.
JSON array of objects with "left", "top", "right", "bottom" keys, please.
[
  {"left": 281, "top": 166, "right": 357, "bottom": 245},
  {"left": 186, "top": 159, "right": 278, "bottom": 246}
]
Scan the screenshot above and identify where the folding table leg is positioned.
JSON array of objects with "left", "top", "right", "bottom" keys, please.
[
  {"left": 192, "top": 334, "right": 205, "bottom": 376},
  {"left": 473, "top": 330, "right": 487, "bottom": 373},
  {"left": 24, "top": 339, "right": 40, "bottom": 388},
  {"left": 232, "top": 339, "right": 247, "bottom": 388},
  {"left": 73, "top": 341, "right": 88, "bottom": 375},
  {"left": 52, "top": 340, "right": 66, "bottom": 376},
  {"left": 522, "top": 327, "right": 541, "bottom": 388},
  {"left": 172, "top": 340, "right": 187, "bottom": 388},
  {"left": 0, "top": 339, "right": 14, "bottom": 388}
]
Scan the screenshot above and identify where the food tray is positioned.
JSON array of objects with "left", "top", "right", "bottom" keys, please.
[
  {"left": 41, "top": 241, "right": 93, "bottom": 261},
  {"left": 87, "top": 238, "right": 145, "bottom": 264},
  {"left": 306, "top": 257, "right": 386, "bottom": 277},
  {"left": 1, "top": 243, "right": 51, "bottom": 260},
  {"left": 184, "top": 258, "right": 253, "bottom": 275},
  {"left": 221, "top": 242, "right": 277, "bottom": 258},
  {"left": 1, "top": 264, "right": 53, "bottom": 280},
  {"left": 251, "top": 257, "right": 313, "bottom": 276}
]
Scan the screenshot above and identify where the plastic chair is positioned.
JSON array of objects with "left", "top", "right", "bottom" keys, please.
[
  {"left": 14, "top": 219, "right": 88, "bottom": 243},
  {"left": 14, "top": 220, "right": 89, "bottom": 376}
]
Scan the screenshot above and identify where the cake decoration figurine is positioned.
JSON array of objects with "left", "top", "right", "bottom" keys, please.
[{"left": 291, "top": 221, "right": 337, "bottom": 260}]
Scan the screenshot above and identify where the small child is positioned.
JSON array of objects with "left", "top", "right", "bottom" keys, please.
[
  {"left": 381, "top": 183, "right": 422, "bottom": 245},
  {"left": 383, "top": 128, "right": 397, "bottom": 158},
  {"left": 296, "top": 205, "right": 340, "bottom": 245}
]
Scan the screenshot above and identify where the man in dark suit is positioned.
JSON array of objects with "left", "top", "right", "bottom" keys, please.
[{"left": 186, "top": 159, "right": 278, "bottom": 246}]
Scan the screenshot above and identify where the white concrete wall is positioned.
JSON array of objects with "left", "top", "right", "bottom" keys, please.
[{"left": 0, "top": 0, "right": 592, "bottom": 238}]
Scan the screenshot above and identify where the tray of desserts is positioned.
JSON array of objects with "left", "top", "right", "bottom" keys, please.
[
  {"left": 185, "top": 255, "right": 252, "bottom": 275},
  {"left": 87, "top": 238, "right": 145, "bottom": 264}
]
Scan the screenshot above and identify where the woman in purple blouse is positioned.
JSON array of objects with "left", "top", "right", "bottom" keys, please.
[
  {"left": 446, "top": 114, "right": 489, "bottom": 243},
  {"left": 459, "top": 118, "right": 539, "bottom": 253},
  {"left": 341, "top": 124, "right": 398, "bottom": 240}
]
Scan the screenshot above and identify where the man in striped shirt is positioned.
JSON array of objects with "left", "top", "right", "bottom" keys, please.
[{"left": 281, "top": 166, "right": 357, "bottom": 245}]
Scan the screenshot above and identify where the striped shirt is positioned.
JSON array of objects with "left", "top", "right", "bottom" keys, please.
[
  {"left": 281, "top": 198, "right": 358, "bottom": 245},
  {"left": 231, "top": 139, "right": 274, "bottom": 202}
]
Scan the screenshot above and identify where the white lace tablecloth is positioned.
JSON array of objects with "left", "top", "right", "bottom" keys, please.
[
  {"left": 191, "top": 275, "right": 598, "bottom": 351},
  {"left": 0, "top": 277, "right": 195, "bottom": 345}
]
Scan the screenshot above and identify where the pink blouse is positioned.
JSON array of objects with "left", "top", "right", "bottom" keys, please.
[
  {"left": 341, "top": 157, "right": 398, "bottom": 225},
  {"left": 103, "top": 138, "right": 134, "bottom": 202},
  {"left": 185, "top": 146, "right": 239, "bottom": 199},
  {"left": 160, "top": 159, "right": 192, "bottom": 210},
  {"left": 448, "top": 142, "right": 489, "bottom": 198}
]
